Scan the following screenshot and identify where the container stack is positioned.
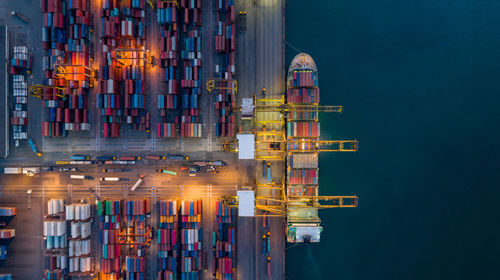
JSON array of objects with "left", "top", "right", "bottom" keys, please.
[
  {"left": 0, "top": 207, "right": 16, "bottom": 217},
  {"left": 158, "top": 200, "right": 178, "bottom": 280},
  {"left": 0, "top": 230, "right": 15, "bottom": 239},
  {"left": 286, "top": 66, "right": 321, "bottom": 201},
  {"left": 180, "top": 200, "right": 202, "bottom": 279},
  {"left": 214, "top": 0, "right": 236, "bottom": 138},
  {"left": 122, "top": 199, "right": 151, "bottom": 280},
  {"left": 125, "top": 254, "right": 146, "bottom": 280},
  {"left": 98, "top": 0, "right": 123, "bottom": 138},
  {"left": 212, "top": 200, "right": 236, "bottom": 279},
  {"left": 66, "top": 204, "right": 92, "bottom": 274},
  {"left": 11, "top": 74, "right": 28, "bottom": 142},
  {"left": 157, "top": 1, "right": 179, "bottom": 138},
  {"left": 98, "top": 200, "right": 122, "bottom": 280},
  {"left": 44, "top": 199, "right": 67, "bottom": 280},
  {"left": 41, "top": 0, "right": 93, "bottom": 137},
  {"left": 121, "top": 1, "right": 149, "bottom": 132},
  {"left": 61, "top": 0, "right": 92, "bottom": 133},
  {"left": 122, "top": 199, "right": 151, "bottom": 243},
  {"left": 41, "top": 7, "right": 67, "bottom": 139},
  {"left": 179, "top": 0, "right": 202, "bottom": 138},
  {"left": 10, "top": 46, "right": 31, "bottom": 73}
]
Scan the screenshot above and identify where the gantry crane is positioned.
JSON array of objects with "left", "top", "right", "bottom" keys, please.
[
  {"left": 252, "top": 91, "right": 359, "bottom": 222},
  {"left": 54, "top": 64, "right": 96, "bottom": 86},
  {"left": 29, "top": 84, "right": 66, "bottom": 99},
  {"left": 206, "top": 78, "right": 238, "bottom": 95},
  {"left": 158, "top": 0, "right": 179, "bottom": 8},
  {"left": 115, "top": 48, "right": 153, "bottom": 67}
]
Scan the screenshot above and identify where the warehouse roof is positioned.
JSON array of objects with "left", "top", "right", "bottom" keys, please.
[
  {"left": 237, "top": 190, "right": 255, "bottom": 217},
  {"left": 237, "top": 134, "right": 254, "bottom": 159}
]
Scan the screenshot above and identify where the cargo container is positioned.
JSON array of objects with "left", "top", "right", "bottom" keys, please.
[
  {"left": 0, "top": 246, "right": 6, "bottom": 260},
  {"left": 156, "top": 169, "right": 177, "bottom": 176},
  {"left": 0, "top": 229, "right": 15, "bottom": 239},
  {"left": 120, "top": 156, "right": 141, "bottom": 161},
  {"left": 146, "top": 155, "right": 166, "bottom": 160},
  {"left": 97, "top": 156, "right": 117, "bottom": 160},
  {"left": 130, "top": 175, "right": 145, "bottom": 191},
  {"left": 0, "top": 207, "right": 16, "bottom": 217},
  {"left": 102, "top": 168, "right": 124, "bottom": 173},
  {"left": 267, "top": 164, "right": 271, "bottom": 182},
  {"left": 70, "top": 174, "right": 90, "bottom": 180},
  {"left": 158, "top": 199, "right": 178, "bottom": 278},
  {"left": 28, "top": 138, "right": 43, "bottom": 156},
  {"left": 1, "top": 167, "right": 21, "bottom": 174},
  {"left": 70, "top": 155, "right": 90, "bottom": 160},
  {"left": 100, "top": 177, "right": 127, "bottom": 182}
]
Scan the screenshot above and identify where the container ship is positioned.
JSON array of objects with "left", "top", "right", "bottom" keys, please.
[{"left": 285, "top": 53, "right": 323, "bottom": 243}]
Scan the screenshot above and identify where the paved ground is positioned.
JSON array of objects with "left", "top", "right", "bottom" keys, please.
[{"left": 0, "top": 0, "right": 288, "bottom": 279}]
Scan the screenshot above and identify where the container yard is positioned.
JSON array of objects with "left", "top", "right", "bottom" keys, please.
[{"left": 0, "top": 0, "right": 359, "bottom": 279}]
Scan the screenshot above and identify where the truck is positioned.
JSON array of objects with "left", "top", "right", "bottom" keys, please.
[
  {"left": 10, "top": 11, "right": 30, "bottom": 24},
  {"left": 102, "top": 168, "right": 124, "bottom": 173},
  {"left": 96, "top": 156, "right": 117, "bottom": 160},
  {"left": 267, "top": 256, "right": 271, "bottom": 278},
  {"left": 120, "top": 156, "right": 141, "bottom": 161},
  {"left": 28, "top": 139, "right": 42, "bottom": 156},
  {"left": 267, "top": 163, "right": 271, "bottom": 182},
  {"left": 145, "top": 155, "right": 166, "bottom": 160},
  {"left": 262, "top": 234, "right": 267, "bottom": 255},
  {"left": 70, "top": 175, "right": 91, "bottom": 180},
  {"left": 267, "top": 231, "right": 271, "bottom": 252},
  {"left": 190, "top": 160, "right": 227, "bottom": 166},
  {"left": 100, "top": 177, "right": 129, "bottom": 182},
  {"left": 70, "top": 155, "right": 90, "bottom": 160},
  {"left": 189, "top": 166, "right": 200, "bottom": 176},
  {"left": 167, "top": 154, "right": 188, "bottom": 160},
  {"left": 156, "top": 169, "right": 177, "bottom": 176},
  {"left": 0, "top": 167, "right": 39, "bottom": 176},
  {"left": 57, "top": 167, "right": 78, "bottom": 172},
  {"left": 130, "top": 175, "right": 145, "bottom": 191},
  {"left": 262, "top": 161, "right": 267, "bottom": 177}
]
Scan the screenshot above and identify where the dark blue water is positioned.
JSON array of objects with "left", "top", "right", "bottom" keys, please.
[{"left": 286, "top": 1, "right": 500, "bottom": 279}]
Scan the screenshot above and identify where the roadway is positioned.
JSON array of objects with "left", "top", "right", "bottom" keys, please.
[{"left": 235, "top": 0, "right": 286, "bottom": 279}]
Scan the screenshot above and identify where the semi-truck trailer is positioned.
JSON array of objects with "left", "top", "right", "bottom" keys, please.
[
  {"left": 130, "top": 175, "right": 145, "bottom": 191},
  {"left": 145, "top": 155, "right": 166, "bottom": 160},
  {"left": 28, "top": 139, "right": 42, "bottom": 156},
  {"left": 70, "top": 155, "right": 90, "bottom": 160},
  {"left": 70, "top": 175, "right": 90, "bottom": 180},
  {"left": 156, "top": 169, "right": 177, "bottom": 176},
  {"left": 100, "top": 177, "right": 130, "bottom": 182}
]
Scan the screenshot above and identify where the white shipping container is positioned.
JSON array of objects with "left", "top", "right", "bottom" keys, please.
[
  {"left": 3, "top": 167, "right": 21, "bottom": 174},
  {"left": 81, "top": 222, "right": 90, "bottom": 239},
  {"left": 71, "top": 222, "right": 81, "bottom": 238},
  {"left": 48, "top": 199, "right": 64, "bottom": 215},
  {"left": 69, "top": 240, "right": 74, "bottom": 256},
  {"left": 75, "top": 239, "right": 81, "bottom": 256},
  {"left": 66, "top": 205, "right": 75, "bottom": 220},
  {"left": 60, "top": 255, "right": 67, "bottom": 269}
]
